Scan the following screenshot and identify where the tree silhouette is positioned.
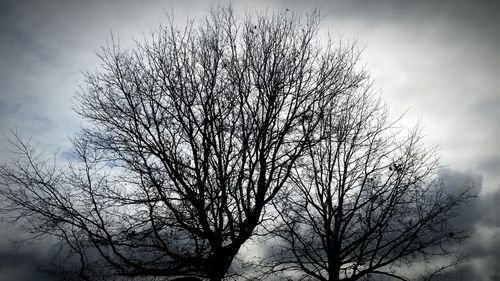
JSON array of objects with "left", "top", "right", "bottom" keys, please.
[
  {"left": 0, "top": 7, "right": 366, "bottom": 281},
  {"left": 260, "top": 89, "right": 475, "bottom": 281}
]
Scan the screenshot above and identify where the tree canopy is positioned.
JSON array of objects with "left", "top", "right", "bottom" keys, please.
[{"left": 0, "top": 6, "right": 474, "bottom": 281}]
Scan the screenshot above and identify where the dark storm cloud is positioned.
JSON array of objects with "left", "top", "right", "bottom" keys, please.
[
  {"left": 436, "top": 168, "right": 500, "bottom": 281},
  {"left": 0, "top": 246, "right": 56, "bottom": 281},
  {"left": 438, "top": 169, "right": 483, "bottom": 231},
  {"left": 477, "top": 190, "right": 500, "bottom": 228},
  {"left": 438, "top": 168, "right": 500, "bottom": 230},
  {"left": 446, "top": 232, "right": 500, "bottom": 281},
  {"left": 478, "top": 157, "right": 500, "bottom": 180}
]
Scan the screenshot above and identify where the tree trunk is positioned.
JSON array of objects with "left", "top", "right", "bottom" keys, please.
[
  {"left": 329, "top": 276, "right": 341, "bottom": 281},
  {"left": 328, "top": 256, "right": 342, "bottom": 281},
  {"left": 206, "top": 245, "right": 241, "bottom": 281}
]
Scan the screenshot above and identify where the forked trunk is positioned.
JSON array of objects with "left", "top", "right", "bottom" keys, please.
[{"left": 206, "top": 245, "right": 240, "bottom": 281}]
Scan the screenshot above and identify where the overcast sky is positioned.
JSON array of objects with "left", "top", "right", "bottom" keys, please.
[{"left": 1, "top": 0, "right": 499, "bottom": 280}]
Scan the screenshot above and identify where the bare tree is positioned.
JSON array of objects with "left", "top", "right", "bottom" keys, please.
[
  {"left": 261, "top": 89, "right": 476, "bottom": 281},
  {"left": 0, "top": 7, "right": 365, "bottom": 281}
]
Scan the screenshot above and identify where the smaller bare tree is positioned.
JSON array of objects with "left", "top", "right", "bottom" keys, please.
[{"left": 261, "top": 89, "right": 476, "bottom": 281}]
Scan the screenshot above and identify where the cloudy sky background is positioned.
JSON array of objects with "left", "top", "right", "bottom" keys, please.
[{"left": 0, "top": 0, "right": 499, "bottom": 280}]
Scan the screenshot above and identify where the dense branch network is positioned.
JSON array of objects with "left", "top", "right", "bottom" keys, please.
[{"left": 0, "top": 7, "right": 366, "bottom": 281}]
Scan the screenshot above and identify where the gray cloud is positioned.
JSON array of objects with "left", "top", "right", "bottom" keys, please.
[
  {"left": 0, "top": 251, "right": 54, "bottom": 281},
  {"left": 435, "top": 168, "right": 500, "bottom": 281},
  {"left": 0, "top": 230, "right": 57, "bottom": 281}
]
